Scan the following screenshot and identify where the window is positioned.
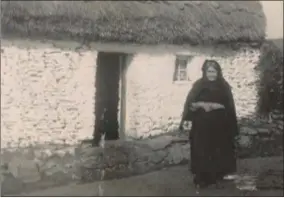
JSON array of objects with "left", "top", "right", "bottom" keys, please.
[{"left": 173, "top": 55, "right": 193, "bottom": 81}]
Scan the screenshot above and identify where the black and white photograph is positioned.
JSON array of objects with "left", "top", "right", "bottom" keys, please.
[{"left": 0, "top": 1, "right": 283, "bottom": 197}]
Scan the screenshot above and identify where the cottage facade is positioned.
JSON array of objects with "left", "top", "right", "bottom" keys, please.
[{"left": 1, "top": 1, "right": 266, "bottom": 148}]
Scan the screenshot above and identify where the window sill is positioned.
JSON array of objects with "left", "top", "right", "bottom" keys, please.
[{"left": 173, "top": 81, "right": 190, "bottom": 85}]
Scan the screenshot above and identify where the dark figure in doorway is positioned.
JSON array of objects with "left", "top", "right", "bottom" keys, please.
[
  {"left": 179, "top": 60, "right": 239, "bottom": 188},
  {"left": 93, "top": 52, "right": 121, "bottom": 146}
]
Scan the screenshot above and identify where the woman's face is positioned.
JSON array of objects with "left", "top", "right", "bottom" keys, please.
[{"left": 205, "top": 66, "right": 218, "bottom": 81}]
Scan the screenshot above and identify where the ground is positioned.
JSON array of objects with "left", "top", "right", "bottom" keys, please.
[{"left": 9, "top": 157, "right": 283, "bottom": 197}]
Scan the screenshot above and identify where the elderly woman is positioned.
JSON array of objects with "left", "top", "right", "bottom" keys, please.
[{"left": 179, "top": 60, "right": 239, "bottom": 188}]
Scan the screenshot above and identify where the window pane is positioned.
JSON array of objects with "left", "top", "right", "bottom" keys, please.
[
  {"left": 176, "top": 55, "right": 188, "bottom": 61},
  {"left": 174, "top": 55, "right": 194, "bottom": 82},
  {"left": 178, "top": 68, "right": 187, "bottom": 72},
  {"left": 179, "top": 71, "right": 187, "bottom": 81},
  {"left": 187, "top": 56, "right": 194, "bottom": 63},
  {"left": 177, "top": 60, "right": 187, "bottom": 68}
]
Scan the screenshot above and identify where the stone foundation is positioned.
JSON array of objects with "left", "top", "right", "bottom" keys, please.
[
  {"left": 79, "top": 135, "right": 190, "bottom": 182},
  {"left": 1, "top": 133, "right": 189, "bottom": 195},
  {"left": 1, "top": 123, "right": 282, "bottom": 195}
]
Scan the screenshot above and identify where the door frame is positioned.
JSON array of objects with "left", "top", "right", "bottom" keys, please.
[{"left": 119, "top": 54, "right": 127, "bottom": 140}]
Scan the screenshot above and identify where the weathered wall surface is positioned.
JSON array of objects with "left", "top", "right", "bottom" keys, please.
[
  {"left": 1, "top": 39, "right": 263, "bottom": 147},
  {"left": 1, "top": 40, "right": 96, "bottom": 149},
  {"left": 125, "top": 47, "right": 261, "bottom": 138}
]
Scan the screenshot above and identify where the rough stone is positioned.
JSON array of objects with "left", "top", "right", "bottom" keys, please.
[
  {"left": 257, "top": 128, "right": 271, "bottom": 134},
  {"left": 181, "top": 144, "right": 190, "bottom": 160},
  {"left": 103, "top": 150, "right": 129, "bottom": 168},
  {"left": 167, "top": 144, "right": 187, "bottom": 165},
  {"left": 1, "top": 127, "right": 280, "bottom": 195},
  {"left": 256, "top": 170, "right": 283, "bottom": 190},
  {"left": 1, "top": 40, "right": 262, "bottom": 147},
  {"left": 41, "top": 159, "right": 64, "bottom": 177},
  {"left": 240, "top": 126, "right": 258, "bottom": 135},
  {"left": 273, "top": 128, "right": 283, "bottom": 135},
  {"left": 79, "top": 136, "right": 191, "bottom": 182},
  {"left": 238, "top": 135, "right": 253, "bottom": 148},
  {"left": 146, "top": 136, "right": 174, "bottom": 150},
  {"left": 80, "top": 168, "right": 101, "bottom": 182},
  {"left": 149, "top": 150, "right": 167, "bottom": 164},
  {"left": 9, "top": 157, "right": 41, "bottom": 183},
  {"left": 132, "top": 161, "right": 152, "bottom": 175},
  {"left": 1, "top": 172, "right": 24, "bottom": 195}
]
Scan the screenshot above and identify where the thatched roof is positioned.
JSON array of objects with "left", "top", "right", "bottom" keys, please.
[{"left": 1, "top": 1, "right": 266, "bottom": 45}]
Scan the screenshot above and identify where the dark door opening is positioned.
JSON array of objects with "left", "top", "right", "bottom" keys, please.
[{"left": 93, "top": 52, "right": 122, "bottom": 145}]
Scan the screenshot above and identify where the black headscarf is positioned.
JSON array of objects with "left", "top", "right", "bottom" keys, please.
[
  {"left": 199, "top": 59, "right": 227, "bottom": 91},
  {"left": 202, "top": 60, "right": 224, "bottom": 79},
  {"left": 181, "top": 60, "right": 239, "bottom": 136}
]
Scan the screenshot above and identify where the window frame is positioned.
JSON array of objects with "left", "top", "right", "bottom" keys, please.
[{"left": 173, "top": 55, "right": 193, "bottom": 82}]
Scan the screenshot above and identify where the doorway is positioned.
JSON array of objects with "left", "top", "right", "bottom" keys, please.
[{"left": 93, "top": 52, "right": 126, "bottom": 145}]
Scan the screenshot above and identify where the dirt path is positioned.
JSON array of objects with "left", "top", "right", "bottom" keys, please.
[{"left": 10, "top": 157, "right": 283, "bottom": 197}]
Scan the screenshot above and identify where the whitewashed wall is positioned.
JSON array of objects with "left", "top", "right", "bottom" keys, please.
[
  {"left": 1, "top": 39, "right": 261, "bottom": 148},
  {"left": 1, "top": 40, "right": 96, "bottom": 148},
  {"left": 125, "top": 47, "right": 261, "bottom": 138}
]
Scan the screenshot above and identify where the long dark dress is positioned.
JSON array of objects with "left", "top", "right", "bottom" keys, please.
[{"left": 182, "top": 79, "right": 239, "bottom": 186}]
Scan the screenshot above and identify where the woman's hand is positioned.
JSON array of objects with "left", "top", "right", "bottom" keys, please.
[
  {"left": 202, "top": 103, "right": 213, "bottom": 112},
  {"left": 210, "top": 103, "right": 225, "bottom": 109},
  {"left": 190, "top": 103, "right": 199, "bottom": 111},
  {"left": 196, "top": 102, "right": 225, "bottom": 112},
  {"left": 194, "top": 102, "right": 212, "bottom": 112}
]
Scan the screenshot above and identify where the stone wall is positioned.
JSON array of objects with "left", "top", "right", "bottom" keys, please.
[
  {"left": 0, "top": 134, "right": 190, "bottom": 195},
  {"left": 256, "top": 41, "right": 284, "bottom": 135},
  {"left": 1, "top": 39, "right": 263, "bottom": 147},
  {"left": 1, "top": 40, "right": 96, "bottom": 149},
  {"left": 126, "top": 46, "right": 261, "bottom": 138},
  {"left": 1, "top": 130, "right": 282, "bottom": 195}
]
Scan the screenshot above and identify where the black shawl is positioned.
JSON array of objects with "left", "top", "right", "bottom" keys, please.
[{"left": 181, "top": 61, "right": 239, "bottom": 136}]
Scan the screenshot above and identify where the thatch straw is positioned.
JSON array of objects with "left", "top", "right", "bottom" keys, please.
[{"left": 1, "top": 1, "right": 266, "bottom": 45}]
